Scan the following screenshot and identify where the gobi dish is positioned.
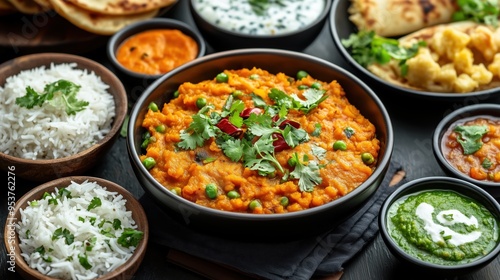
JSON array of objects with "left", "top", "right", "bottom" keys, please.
[{"left": 139, "top": 68, "right": 380, "bottom": 214}]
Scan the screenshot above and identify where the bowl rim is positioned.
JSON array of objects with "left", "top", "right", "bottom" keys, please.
[
  {"left": 3, "top": 176, "right": 149, "bottom": 280},
  {"left": 188, "top": 0, "right": 333, "bottom": 39},
  {"left": 329, "top": 0, "right": 500, "bottom": 101},
  {"left": 0, "top": 52, "right": 127, "bottom": 165},
  {"left": 127, "top": 47, "right": 394, "bottom": 220},
  {"left": 106, "top": 17, "right": 207, "bottom": 80},
  {"left": 432, "top": 103, "right": 500, "bottom": 189},
  {"left": 379, "top": 176, "right": 500, "bottom": 269}
]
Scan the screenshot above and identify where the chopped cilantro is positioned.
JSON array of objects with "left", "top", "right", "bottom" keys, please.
[
  {"left": 87, "top": 197, "right": 102, "bottom": 211},
  {"left": 453, "top": 125, "right": 488, "bottom": 155},
  {"left": 52, "top": 227, "right": 74, "bottom": 245},
  {"left": 79, "top": 254, "right": 92, "bottom": 270},
  {"left": 344, "top": 127, "right": 356, "bottom": 138},
  {"left": 113, "top": 218, "right": 122, "bottom": 230},
  {"left": 482, "top": 158, "right": 493, "bottom": 169},
  {"left": 288, "top": 153, "right": 323, "bottom": 192},
  {"left": 312, "top": 123, "right": 322, "bottom": 137},
  {"left": 117, "top": 228, "right": 144, "bottom": 248},
  {"left": 15, "top": 79, "right": 89, "bottom": 115},
  {"left": 178, "top": 105, "right": 217, "bottom": 150},
  {"left": 453, "top": 0, "right": 499, "bottom": 26}
]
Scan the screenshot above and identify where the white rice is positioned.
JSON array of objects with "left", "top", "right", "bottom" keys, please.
[
  {"left": 0, "top": 63, "right": 115, "bottom": 160},
  {"left": 16, "top": 181, "right": 141, "bottom": 280}
]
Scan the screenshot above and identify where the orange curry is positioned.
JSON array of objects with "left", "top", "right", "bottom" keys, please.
[
  {"left": 442, "top": 116, "right": 500, "bottom": 182},
  {"left": 116, "top": 29, "right": 198, "bottom": 75},
  {"left": 140, "top": 68, "right": 380, "bottom": 214}
]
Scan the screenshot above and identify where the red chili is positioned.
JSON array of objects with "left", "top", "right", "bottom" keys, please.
[
  {"left": 216, "top": 118, "right": 242, "bottom": 137},
  {"left": 272, "top": 133, "right": 290, "bottom": 152},
  {"left": 279, "top": 120, "right": 301, "bottom": 129},
  {"left": 240, "top": 107, "right": 263, "bottom": 118}
]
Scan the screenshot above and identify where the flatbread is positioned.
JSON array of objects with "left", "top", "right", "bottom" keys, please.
[
  {"left": 48, "top": 0, "right": 159, "bottom": 35},
  {"left": 6, "top": 0, "right": 48, "bottom": 14},
  {"left": 33, "top": 0, "right": 52, "bottom": 8},
  {"left": 65, "top": 0, "right": 176, "bottom": 15},
  {"left": 0, "top": 0, "right": 16, "bottom": 14},
  {"left": 348, "top": 0, "right": 457, "bottom": 37}
]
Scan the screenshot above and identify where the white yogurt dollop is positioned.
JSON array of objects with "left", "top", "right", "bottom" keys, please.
[{"left": 192, "top": 0, "right": 326, "bottom": 35}]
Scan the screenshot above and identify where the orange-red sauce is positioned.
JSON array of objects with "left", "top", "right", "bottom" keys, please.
[
  {"left": 116, "top": 29, "right": 198, "bottom": 75},
  {"left": 442, "top": 116, "right": 500, "bottom": 182}
]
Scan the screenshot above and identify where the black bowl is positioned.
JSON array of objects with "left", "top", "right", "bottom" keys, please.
[
  {"left": 127, "top": 48, "right": 394, "bottom": 238},
  {"left": 107, "top": 18, "right": 206, "bottom": 83},
  {"left": 379, "top": 176, "right": 500, "bottom": 277},
  {"left": 189, "top": 0, "right": 332, "bottom": 51},
  {"left": 329, "top": 0, "right": 500, "bottom": 102},
  {"left": 433, "top": 103, "right": 500, "bottom": 197}
]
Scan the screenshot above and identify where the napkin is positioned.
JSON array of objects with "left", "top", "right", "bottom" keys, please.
[{"left": 140, "top": 161, "right": 405, "bottom": 279}]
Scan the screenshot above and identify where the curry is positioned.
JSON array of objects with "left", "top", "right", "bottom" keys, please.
[
  {"left": 140, "top": 68, "right": 380, "bottom": 214},
  {"left": 116, "top": 29, "right": 198, "bottom": 75},
  {"left": 442, "top": 116, "right": 500, "bottom": 182}
]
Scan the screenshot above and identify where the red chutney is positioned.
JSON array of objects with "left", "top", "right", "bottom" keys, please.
[
  {"left": 116, "top": 29, "right": 198, "bottom": 75},
  {"left": 442, "top": 116, "right": 500, "bottom": 182}
]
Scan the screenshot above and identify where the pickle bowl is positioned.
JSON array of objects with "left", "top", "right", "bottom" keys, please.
[
  {"left": 127, "top": 48, "right": 394, "bottom": 238},
  {"left": 378, "top": 176, "right": 500, "bottom": 277},
  {"left": 432, "top": 103, "right": 500, "bottom": 197}
]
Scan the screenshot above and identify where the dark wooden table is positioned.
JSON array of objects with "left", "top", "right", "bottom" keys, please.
[{"left": 2, "top": 1, "right": 500, "bottom": 279}]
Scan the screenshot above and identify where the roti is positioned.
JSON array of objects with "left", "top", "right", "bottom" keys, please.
[
  {"left": 6, "top": 0, "right": 48, "bottom": 14},
  {"left": 48, "top": 0, "right": 159, "bottom": 35},
  {"left": 348, "top": 0, "right": 457, "bottom": 37},
  {"left": 64, "top": 0, "right": 176, "bottom": 15}
]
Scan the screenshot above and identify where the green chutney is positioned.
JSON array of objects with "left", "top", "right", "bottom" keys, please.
[{"left": 387, "top": 190, "right": 499, "bottom": 265}]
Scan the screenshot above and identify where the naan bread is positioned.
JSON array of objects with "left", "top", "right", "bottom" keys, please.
[
  {"left": 48, "top": 0, "right": 159, "bottom": 35},
  {"left": 0, "top": 0, "right": 16, "bottom": 14},
  {"left": 348, "top": 0, "right": 457, "bottom": 37},
  {"left": 6, "top": 0, "right": 48, "bottom": 14},
  {"left": 65, "top": 0, "right": 176, "bottom": 15},
  {"left": 33, "top": 0, "right": 52, "bottom": 8},
  {"left": 368, "top": 21, "right": 500, "bottom": 93}
]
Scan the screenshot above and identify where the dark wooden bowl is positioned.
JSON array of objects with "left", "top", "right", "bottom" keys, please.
[
  {"left": 3, "top": 176, "right": 149, "bottom": 280},
  {"left": 0, "top": 53, "right": 128, "bottom": 182}
]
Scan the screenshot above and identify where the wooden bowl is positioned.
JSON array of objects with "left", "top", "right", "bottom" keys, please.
[
  {"left": 4, "top": 176, "right": 149, "bottom": 280},
  {"left": 0, "top": 53, "right": 128, "bottom": 182}
]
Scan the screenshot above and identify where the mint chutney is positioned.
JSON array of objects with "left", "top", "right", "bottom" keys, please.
[{"left": 387, "top": 190, "right": 499, "bottom": 265}]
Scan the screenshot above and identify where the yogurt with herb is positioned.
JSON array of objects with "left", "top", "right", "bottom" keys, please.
[
  {"left": 387, "top": 190, "right": 499, "bottom": 265},
  {"left": 192, "top": 0, "right": 326, "bottom": 35}
]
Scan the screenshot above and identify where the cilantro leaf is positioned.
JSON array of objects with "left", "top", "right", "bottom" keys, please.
[
  {"left": 117, "top": 228, "right": 144, "bottom": 247},
  {"left": 453, "top": 0, "right": 499, "bottom": 26},
  {"left": 87, "top": 197, "right": 102, "bottom": 211},
  {"left": 52, "top": 227, "right": 74, "bottom": 245},
  {"left": 220, "top": 138, "right": 244, "bottom": 161},
  {"left": 79, "top": 254, "right": 92, "bottom": 270},
  {"left": 15, "top": 79, "right": 88, "bottom": 115},
  {"left": 178, "top": 106, "right": 217, "bottom": 150},
  {"left": 289, "top": 153, "right": 322, "bottom": 192},
  {"left": 291, "top": 88, "right": 328, "bottom": 114},
  {"left": 454, "top": 125, "right": 488, "bottom": 155},
  {"left": 282, "top": 125, "right": 309, "bottom": 148}
]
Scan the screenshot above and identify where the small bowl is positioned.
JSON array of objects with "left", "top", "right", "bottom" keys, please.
[
  {"left": 330, "top": 0, "right": 500, "bottom": 101},
  {"left": 189, "top": 0, "right": 332, "bottom": 51},
  {"left": 433, "top": 103, "right": 500, "bottom": 197},
  {"left": 107, "top": 18, "right": 206, "bottom": 83},
  {"left": 0, "top": 53, "right": 128, "bottom": 182},
  {"left": 127, "top": 48, "right": 393, "bottom": 238},
  {"left": 379, "top": 176, "right": 500, "bottom": 277},
  {"left": 3, "top": 176, "right": 149, "bottom": 280}
]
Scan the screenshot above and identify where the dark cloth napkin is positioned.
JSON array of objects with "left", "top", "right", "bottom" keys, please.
[{"left": 140, "top": 161, "right": 405, "bottom": 280}]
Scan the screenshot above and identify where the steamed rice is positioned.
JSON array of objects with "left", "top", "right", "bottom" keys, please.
[
  {"left": 0, "top": 63, "right": 115, "bottom": 160},
  {"left": 16, "top": 181, "right": 142, "bottom": 280}
]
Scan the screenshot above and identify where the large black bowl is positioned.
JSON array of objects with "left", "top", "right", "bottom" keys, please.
[
  {"left": 189, "top": 0, "right": 332, "bottom": 51},
  {"left": 127, "top": 49, "right": 393, "bottom": 238},
  {"left": 330, "top": 0, "right": 500, "bottom": 102}
]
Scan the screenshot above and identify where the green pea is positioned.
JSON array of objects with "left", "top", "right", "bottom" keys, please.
[
  {"left": 248, "top": 199, "right": 262, "bottom": 210},
  {"left": 155, "top": 124, "right": 166, "bottom": 133},
  {"left": 196, "top": 97, "right": 207, "bottom": 109},
  {"left": 232, "top": 90, "right": 244, "bottom": 98},
  {"left": 172, "top": 90, "right": 180, "bottom": 98},
  {"left": 142, "top": 157, "right": 156, "bottom": 170},
  {"left": 361, "top": 152, "right": 375, "bottom": 165},
  {"left": 249, "top": 74, "right": 259, "bottom": 80},
  {"left": 333, "top": 140, "right": 347, "bottom": 151},
  {"left": 205, "top": 183, "right": 218, "bottom": 199},
  {"left": 280, "top": 197, "right": 289, "bottom": 207},
  {"left": 216, "top": 72, "right": 229, "bottom": 83},
  {"left": 311, "top": 82, "right": 322, "bottom": 89},
  {"left": 296, "top": 70, "right": 308, "bottom": 80},
  {"left": 227, "top": 190, "right": 240, "bottom": 199},
  {"left": 298, "top": 85, "right": 309, "bottom": 90},
  {"left": 171, "top": 187, "right": 181, "bottom": 196},
  {"left": 148, "top": 102, "right": 158, "bottom": 112}
]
